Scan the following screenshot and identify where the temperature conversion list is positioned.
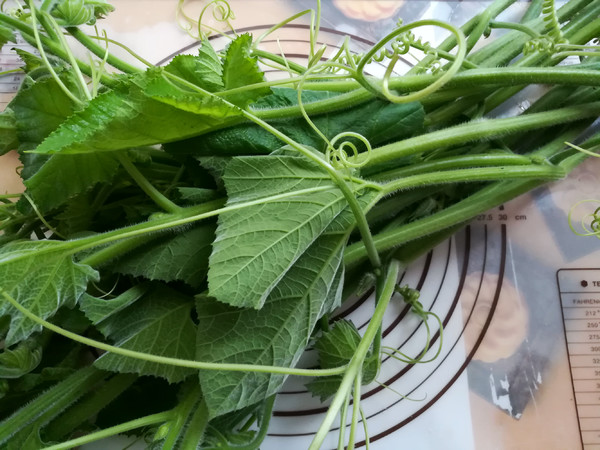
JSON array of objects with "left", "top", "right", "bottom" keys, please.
[{"left": 559, "top": 268, "right": 600, "bottom": 449}]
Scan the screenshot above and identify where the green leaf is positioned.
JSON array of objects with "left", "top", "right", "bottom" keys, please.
[
  {"left": 51, "top": 0, "right": 115, "bottom": 26},
  {"left": 33, "top": 72, "right": 242, "bottom": 155},
  {"left": 165, "top": 41, "right": 223, "bottom": 92},
  {"left": 0, "top": 24, "right": 15, "bottom": 50},
  {"left": 196, "top": 156, "right": 232, "bottom": 189},
  {"left": 94, "top": 287, "right": 197, "bottom": 383},
  {"left": 10, "top": 75, "right": 119, "bottom": 212},
  {"left": 165, "top": 89, "right": 424, "bottom": 156},
  {"left": 221, "top": 34, "right": 271, "bottom": 108},
  {"left": 207, "top": 155, "right": 349, "bottom": 309},
  {"left": 0, "top": 241, "right": 98, "bottom": 346},
  {"left": 11, "top": 76, "right": 78, "bottom": 150},
  {"left": 0, "top": 336, "right": 42, "bottom": 379},
  {"left": 23, "top": 153, "right": 120, "bottom": 213},
  {"left": 0, "top": 109, "right": 18, "bottom": 156},
  {"left": 79, "top": 284, "right": 148, "bottom": 325},
  {"left": 0, "top": 366, "right": 105, "bottom": 448},
  {"left": 13, "top": 49, "right": 67, "bottom": 80},
  {"left": 197, "top": 223, "right": 348, "bottom": 418},
  {"left": 174, "top": 187, "right": 218, "bottom": 205},
  {"left": 306, "top": 320, "right": 379, "bottom": 401},
  {"left": 144, "top": 75, "right": 238, "bottom": 117},
  {"left": 112, "top": 224, "right": 215, "bottom": 288}
]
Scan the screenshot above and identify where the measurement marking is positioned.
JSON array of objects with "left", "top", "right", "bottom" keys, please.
[
  {"left": 565, "top": 316, "right": 600, "bottom": 322},
  {"left": 561, "top": 291, "right": 600, "bottom": 294}
]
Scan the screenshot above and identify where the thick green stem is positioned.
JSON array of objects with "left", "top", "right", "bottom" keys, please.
[
  {"left": 180, "top": 400, "right": 210, "bottom": 450},
  {"left": 43, "top": 373, "right": 138, "bottom": 442},
  {"left": 0, "top": 13, "right": 117, "bottom": 88},
  {"left": 309, "top": 260, "right": 401, "bottom": 450},
  {"left": 162, "top": 384, "right": 203, "bottom": 449},
  {"left": 67, "top": 27, "right": 145, "bottom": 74},
  {"left": 0, "top": 289, "right": 347, "bottom": 378},
  {"left": 357, "top": 101, "right": 600, "bottom": 166},
  {"left": 370, "top": 153, "right": 535, "bottom": 181},
  {"left": 380, "top": 164, "right": 564, "bottom": 196},
  {"left": 117, "top": 154, "right": 182, "bottom": 214},
  {"left": 0, "top": 367, "right": 106, "bottom": 444},
  {"left": 43, "top": 412, "right": 173, "bottom": 450}
]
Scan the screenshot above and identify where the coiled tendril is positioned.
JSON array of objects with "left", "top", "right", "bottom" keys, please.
[
  {"left": 384, "top": 285, "right": 443, "bottom": 365},
  {"left": 326, "top": 132, "right": 373, "bottom": 170},
  {"left": 322, "top": 21, "right": 444, "bottom": 77},
  {"left": 521, "top": 0, "right": 600, "bottom": 58},
  {"left": 177, "top": 0, "right": 236, "bottom": 41},
  {"left": 569, "top": 200, "right": 600, "bottom": 239},
  {"left": 355, "top": 19, "right": 466, "bottom": 104}
]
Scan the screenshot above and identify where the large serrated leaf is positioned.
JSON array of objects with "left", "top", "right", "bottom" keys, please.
[
  {"left": 0, "top": 24, "right": 15, "bottom": 50},
  {"left": 23, "top": 153, "right": 119, "bottom": 213},
  {"left": 165, "top": 40, "right": 223, "bottom": 92},
  {"left": 0, "top": 109, "right": 18, "bottom": 156},
  {"left": 197, "top": 225, "right": 348, "bottom": 418},
  {"left": 165, "top": 89, "right": 424, "bottom": 157},
  {"left": 111, "top": 224, "right": 215, "bottom": 288},
  {"left": 79, "top": 284, "right": 148, "bottom": 325},
  {"left": 306, "top": 319, "right": 379, "bottom": 401},
  {"left": 10, "top": 75, "right": 119, "bottom": 213},
  {"left": 0, "top": 336, "right": 42, "bottom": 379},
  {"left": 221, "top": 34, "right": 271, "bottom": 108},
  {"left": 10, "top": 74, "right": 78, "bottom": 151},
  {"left": 32, "top": 71, "right": 242, "bottom": 155},
  {"left": 0, "top": 241, "right": 98, "bottom": 346},
  {"left": 144, "top": 73, "right": 239, "bottom": 117},
  {"left": 207, "top": 155, "right": 348, "bottom": 309},
  {"left": 94, "top": 287, "right": 196, "bottom": 383}
]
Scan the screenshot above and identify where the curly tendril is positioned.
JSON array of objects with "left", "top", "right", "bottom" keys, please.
[
  {"left": 521, "top": 0, "right": 600, "bottom": 59},
  {"left": 176, "top": 0, "right": 236, "bottom": 41},
  {"left": 569, "top": 199, "right": 600, "bottom": 239},
  {"left": 541, "top": 0, "right": 564, "bottom": 42},
  {"left": 326, "top": 132, "right": 373, "bottom": 170},
  {"left": 392, "top": 285, "right": 444, "bottom": 364},
  {"left": 355, "top": 19, "right": 466, "bottom": 104},
  {"left": 321, "top": 22, "right": 444, "bottom": 77}
]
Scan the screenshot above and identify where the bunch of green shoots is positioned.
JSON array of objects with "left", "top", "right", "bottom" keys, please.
[{"left": 0, "top": 0, "right": 599, "bottom": 449}]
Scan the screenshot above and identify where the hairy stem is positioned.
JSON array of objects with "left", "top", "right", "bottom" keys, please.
[
  {"left": 309, "top": 260, "right": 400, "bottom": 450},
  {"left": 358, "top": 101, "right": 600, "bottom": 166},
  {"left": 117, "top": 153, "right": 182, "bottom": 214},
  {"left": 43, "top": 412, "right": 173, "bottom": 450},
  {"left": 0, "top": 289, "right": 348, "bottom": 378},
  {"left": 67, "top": 27, "right": 146, "bottom": 74}
]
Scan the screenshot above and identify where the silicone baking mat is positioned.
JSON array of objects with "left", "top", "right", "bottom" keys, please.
[{"left": 1, "top": 1, "right": 599, "bottom": 449}]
